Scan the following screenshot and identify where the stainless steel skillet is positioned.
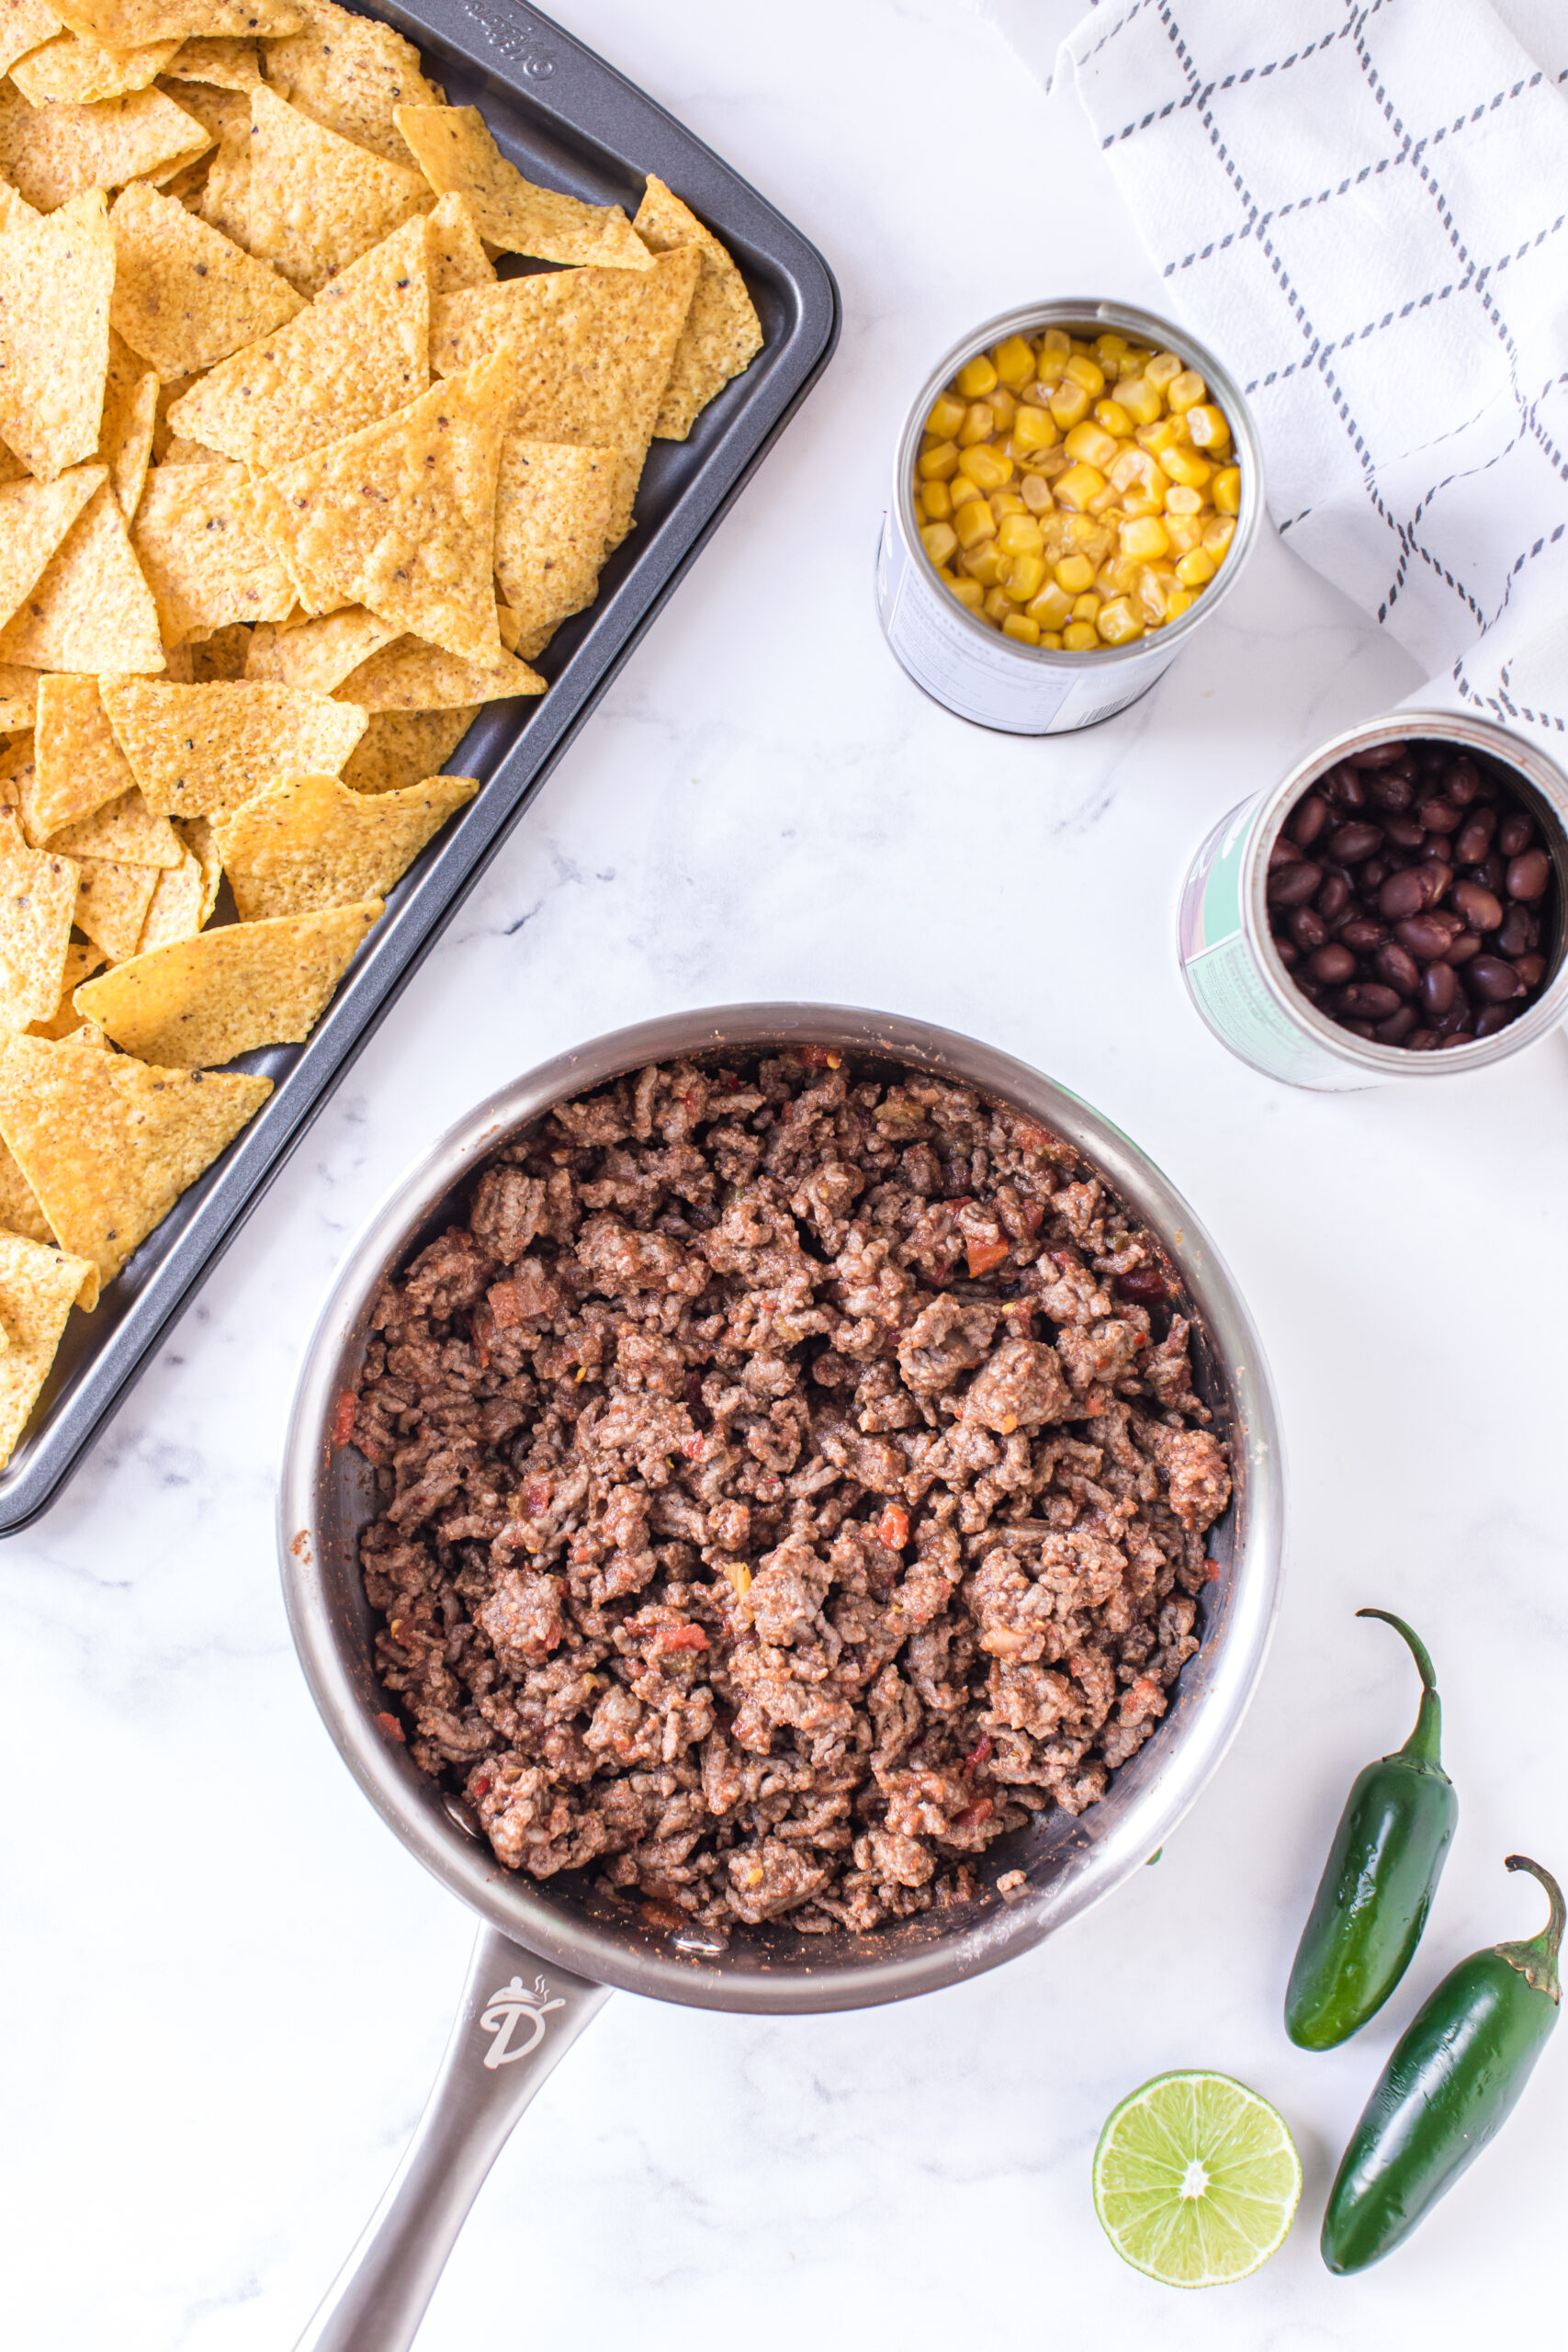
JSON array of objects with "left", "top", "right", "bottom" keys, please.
[{"left": 277, "top": 1003, "right": 1285, "bottom": 2350}]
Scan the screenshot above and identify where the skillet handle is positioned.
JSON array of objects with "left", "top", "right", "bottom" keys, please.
[{"left": 294, "top": 1922, "right": 611, "bottom": 2352}]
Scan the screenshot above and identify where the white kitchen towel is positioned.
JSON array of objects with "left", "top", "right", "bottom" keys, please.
[{"left": 974, "top": 0, "right": 1568, "bottom": 736}]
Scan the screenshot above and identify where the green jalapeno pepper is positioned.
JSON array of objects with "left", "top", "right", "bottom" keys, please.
[
  {"left": 1285, "top": 1610, "right": 1457, "bottom": 2051},
  {"left": 1322, "top": 1853, "right": 1563, "bottom": 2274}
]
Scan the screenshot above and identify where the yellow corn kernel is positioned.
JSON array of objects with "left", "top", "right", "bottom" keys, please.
[
  {"left": 991, "top": 491, "right": 1027, "bottom": 518},
  {"left": 1213, "top": 465, "right": 1241, "bottom": 514},
  {"left": 1088, "top": 482, "right": 1127, "bottom": 517},
  {"left": 1041, "top": 630, "right": 1065, "bottom": 649},
  {"left": 1020, "top": 473, "right": 1055, "bottom": 514},
  {"left": 1186, "top": 402, "right": 1231, "bottom": 451},
  {"left": 1010, "top": 405, "right": 1058, "bottom": 456},
  {"left": 993, "top": 334, "right": 1036, "bottom": 389},
  {"left": 1164, "top": 518, "right": 1203, "bottom": 556},
  {"left": 1094, "top": 332, "right": 1129, "bottom": 361},
  {"left": 920, "top": 480, "right": 953, "bottom": 522},
  {"left": 1166, "top": 368, "right": 1206, "bottom": 412},
  {"left": 1048, "top": 380, "right": 1092, "bottom": 430},
  {"left": 1118, "top": 377, "right": 1163, "bottom": 426},
  {"left": 1163, "top": 483, "right": 1203, "bottom": 517},
  {"left": 1165, "top": 587, "right": 1196, "bottom": 621},
  {"left": 1064, "top": 421, "right": 1120, "bottom": 470},
  {"left": 1096, "top": 555, "right": 1142, "bottom": 599},
  {"left": 1040, "top": 326, "right": 1071, "bottom": 357},
  {"left": 926, "top": 391, "right": 966, "bottom": 438},
  {"left": 958, "top": 401, "right": 996, "bottom": 447},
  {"left": 1145, "top": 350, "right": 1183, "bottom": 387},
  {"left": 1026, "top": 581, "right": 1074, "bottom": 629},
  {"left": 1071, "top": 592, "right": 1101, "bottom": 623},
  {"left": 989, "top": 387, "right": 1018, "bottom": 430},
  {"left": 963, "top": 544, "right": 1006, "bottom": 588},
  {"left": 1109, "top": 447, "right": 1165, "bottom": 502},
  {"left": 948, "top": 575, "right": 985, "bottom": 612},
  {"left": 1202, "top": 514, "right": 1236, "bottom": 557},
  {"left": 1054, "top": 462, "right": 1108, "bottom": 512},
  {"left": 949, "top": 474, "right": 983, "bottom": 512},
  {"left": 1004, "top": 552, "right": 1045, "bottom": 602},
  {"left": 1097, "top": 596, "right": 1144, "bottom": 645},
  {"left": 1159, "top": 445, "right": 1213, "bottom": 490},
  {"left": 1063, "top": 353, "right": 1106, "bottom": 397},
  {"left": 956, "top": 354, "right": 998, "bottom": 398},
  {"left": 1120, "top": 514, "right": 1170, "bottom": 561},
  {"left": 1092, "top": 399, "right": 1134, "bottom": 437},
  {"left": 1002, "top": 613, "right": 1041, "bottom": 644},
  {"left": 1176, "top": 547, "right": 1216, "bottom": 587},
  {"left": 998, "top": 514, "right": 1044, "bottom": 558},
  {"left": 953, "top": 496, "right": 997, "bottom": 550},
  {"left": 919, "top": 439, "right": 959, "bottom": 481},
  {"left": 983, "top": 586, "right": 1012, "bottom": 624},
  {"left": 957, "top": 443, "right": 1013, "bottom": 491},
  {"left": 1062, "top": 621, "right": 1099, "bottom": 651},
  {"left": 919, "top": 521, "right": 958, "bottom": 568},
  {"left": 1137, "top": 417, "right": 1183, "bottom": 456},
  {"left": 1055, "top": 553, "right": 1096, "bottom": 594},
  {"left": 1135, "top": 566, "right": 1174, "bottom": 622}
]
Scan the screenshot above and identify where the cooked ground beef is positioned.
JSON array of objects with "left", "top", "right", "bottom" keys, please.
[{"left": 351, "top": 1051, "right": 1231, "bottom": 1937}]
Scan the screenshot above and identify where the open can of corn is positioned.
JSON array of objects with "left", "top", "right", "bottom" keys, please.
[
  {"left": 876, "top": 299, "right": 1262, "bottom": 734},
  {"left": 1178, "top": 710, "right": 1568, "bottom": 1089}
]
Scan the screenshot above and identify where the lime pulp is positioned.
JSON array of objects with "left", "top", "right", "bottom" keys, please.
[{"left": 1092, "top": 2069, "right": 1302, "bottom": 2287}]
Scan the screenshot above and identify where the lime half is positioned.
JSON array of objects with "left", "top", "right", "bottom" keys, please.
[{"left": 1092, "top": 2070, "right": 1302, "bottom": 2287}]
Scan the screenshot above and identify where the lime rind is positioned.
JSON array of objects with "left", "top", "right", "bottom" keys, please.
[{"left": 1092, "top": 2069, "right": 1302, "bottom": 2288}]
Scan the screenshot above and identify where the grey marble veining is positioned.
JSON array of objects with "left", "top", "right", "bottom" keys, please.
[{"left": 4, "top": 2, "right": 1564, "bottom": 2344}]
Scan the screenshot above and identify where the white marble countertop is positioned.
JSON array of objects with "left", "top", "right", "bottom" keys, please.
[{"left": 6, "top": 2, "right": 1567, "bottom": 2344}]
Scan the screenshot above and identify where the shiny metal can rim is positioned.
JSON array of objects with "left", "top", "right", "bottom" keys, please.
[{"left": 892, "top": 296, "right": 1265, "bottom": 673}]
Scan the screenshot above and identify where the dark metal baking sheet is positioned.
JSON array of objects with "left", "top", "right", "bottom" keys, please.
[{"left": 0, "top": 1, "right": 839, "bottom": 1533}]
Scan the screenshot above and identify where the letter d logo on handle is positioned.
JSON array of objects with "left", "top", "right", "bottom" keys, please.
[{"left": 478, "top": 1975, "right": 566, "bottom": 2069}]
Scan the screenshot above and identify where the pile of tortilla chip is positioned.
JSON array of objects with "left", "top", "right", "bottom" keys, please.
[{"left": 0, "top": 0, "right": 764, "bottom": 1464}]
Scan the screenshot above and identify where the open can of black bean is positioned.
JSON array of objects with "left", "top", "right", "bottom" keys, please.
[
  {"left": 876, "top": 299, "right": 1263, "bottom": 734},
  {"left": 1179, "top": 711, "right": 1568, "bottom": 1088}
]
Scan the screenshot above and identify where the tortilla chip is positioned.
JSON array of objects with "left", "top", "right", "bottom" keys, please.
[
  {"left": 98, "top": 328, "right": 159, "bottom": 520},
  {"left": 162, "top": 32, "right": 255, "bottom": 87},
  {"left": 492, "top": 439, "right": 615, "bottom": 649},
  {"left": 193, "top": 111, "right": 247, "bottom": 241},
  {"left": 0, "top": 468, "right": 102, "bottom": 636},
  {"left": 0, "top": 729, "right": 34, "bottom": 809},
  {"left": 0, "top": 0, "right": 63, "bottom": 78},
  {"left": 0, "top": 1135, "right": 53, "bottom": 1238},
  {"left": 27, "top": 937, "right": 105, "bottom": 1041},
  {"left": 39, "top": 786, "right": 179, "bottom": 864},
  {"left": 251, "top": 347, "right": 513, "bottom": 662},
  {"left": 109, "top": 183, "right": 305, "bottom": 382},
  {"left": 0, "top": 807, "right": 76, "bottom": 1027},
  {"left": 52, "top": 0, "right": 299, "bottom": 39},
  {"left": 0, "top": 1027, "right": 271, "bottom": 1288},
  {"left": 265, "top": 0, "right": 441, "bottom": 164},
  {"left": 99, "top": 674, "right": 367, "bottom": 814},
  {"left": 432, "top": 247, "right": 701, "bottom": 546},
  {"left": 131, "top": 840, "right": 202, "bottom": 949},
  {"left": 10, "top": 28, "right": 179, "bottom": 103},
  {"left": 76, "top": 893, "right": 380, "bottom": 1064},
  {"left": 165, "top": 208, "right": 428, "bottom": 473},
  {"left": 186, "top": 621, "right": 251, "bottom": 680},
  {"left": 394, "top": 104, "right": 649, "bottom": 269},
  {"left": 214, "top": 767, "right": 473, "bottom": 917},
  {"left": 73, "top": 854, "right": 157, "bottom": 958},
  {"left": 0, "top": 1228, "right": 98, "bottom": 1463},
  {"left": 0, "top": 85, "right": 208, "bottom": 212},
  {"left": 30, "top": 671, "right": 137, "bottom": 833},
  {"left": 243, "top": 604, "right": 396, "bottom": 694},
  {"left": 335, "top": 636, "right": 542, "bottom": 711},
  {"left": 130, "top": 458, "right": 295, "bottom": 643},
  {"left": 340, "top": 703, "right": 474, "bottom": 795},
  {"left": 150, "top": 70, "right": 243, "bottom": 141},
  {"left": 175, "top": 809, "right": 220, "bottom": 910},
  {"left": 424, "top": 188, "right": 490, "bottom": 298},
  {"left": 238, "top": 85, "right": 429, "bottom": 299},
  {"left": 0, "top": 670, "right": 39, "bottom": 732},
  {"left": 0, "top": 191, "right": 112, "bottom": 485},
  {"left": 633, "top": 176, "right": 762, "bottom": 440},
  {"left": 0, "top": 479, "right": 164, "bottom": 673}
]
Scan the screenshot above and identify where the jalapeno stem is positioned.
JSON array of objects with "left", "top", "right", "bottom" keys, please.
[
  {"left": 1498, "top": 1854, "right": 1565, "bottom": 2002},
  {"left": 1357, "top": 1607, "right": 1442, "bottom": 1767}
]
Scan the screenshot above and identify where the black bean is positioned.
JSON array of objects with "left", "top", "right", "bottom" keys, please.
[
  {"left": 1454, "top": 810, "right": 1495, "bottom": 865},
  {"left": 1498, "top": 811, "right": 1535, "bottom": 858},
  {"left": 1445, "top": 932, "right": 1482, "bottom": 967},
  {"left": 1341, "top": 1020, "right": 1377, "bottom": 1039},
  {"left": 1416, "top": 797, "right": 1461, "bottom": 834},
  {"left": 1374, "top": 942, "right": 1421, "bottom": 995},
  {"left": 1438, "top": 1031, "right": 1476, "bottom": 1049},
  {"left": 1416, "top": 862, "right": 1454, "bottom": 906},
  {"left": 1315, "top": 873, "right": 1351, "bottom": 922},
  {"left": 1267, "top": 861, "right": 1323, "bottom": 906},
  {"left": 1384, "top": 815, "right": 1427, "bottom": 850},
  {"left": 1368, "top": 774, "right": 1416, "bottom": 812},
  {"left": 1275, "top": 937, "right": 1301, "bottom": 967},
  {"left": 1474, "top": 1003, "right": 1520, "bottom": 1039},
  {"left": 1309, "top": 944, "right": 1356, "bottom": 984},
  {"left": 1290, "top": 906, "right": 1328, "bottom": 951},
  {"left": 1346, "top": 741, "right": 1408, "bottom": 768},
  {"left": 1496, "top": 906, "right": 1537, "bottom": 957},
  {"left": 1374, "top": 1005, "right": 1418, "bottom": 1045},
  {"left": 1506, "top": 849, "right": 1551, "bottom": 901},
  {"left": 1406, "top": 1030, "right": 1442, "bottom": 1052},
  {"left": 1269, "top": 835, "right": 1303, "bottom": 870},
  {"left": 1339, "top": 982, "right": 1403, "bottom": 1021},
  {"left": 1450, "top": 879, "right": 1503, "bottom": 932},
  {"left": 1514, "top": 954, "right": 1546, "bottom": 990},
  {"left": 1328, "top": 822, "right": 1383, "bottom": 863},
  {"left": 1419, "top": 961, "right": 1457, "bottom": 1018},
  {"left": 1434, "top": 993, "right": 1473, "bottom": 1035},
  {"left": 1359, "top": 860, "right": 1390, "bottom": 891},
  {"left": 1393, "top": 914, "right": 1458, "bottom": 961},
  {"left": 1471, "top": 854, "right": 1507, "bottom": 893},
  {"left": 1339, "top": 917, "right": 1388, "bottom": 951},
  {"left": 1290, "top": 795, "right": 1329, "bottom": 849},
  {"left": 1380, "top": 869, "right": 1428, "bottom": 921},
  {"left": 1468, "top": 955, "right": 1524, "bottom": 1003},
  {"left": 1114, "top": 1267, "right": 1169, "bottom": 1304},
  {"left": 1444, "top": 757, "right": 1483, "bottom": 807}
]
